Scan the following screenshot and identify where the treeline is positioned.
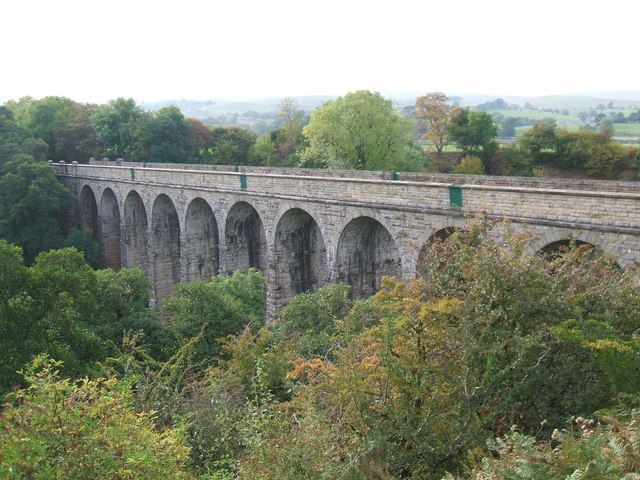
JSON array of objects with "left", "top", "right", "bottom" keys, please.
[
  {"left": 1, "top": 97, "right": 258, "bottom": 165},
  {"left": 1, "top": 223, "right": 639, "bottom": 478},
  {"left": 496, "top": 123, "right": 635, "bottom": 178},
  {"left": 1, "top": 92, "right": 429, "bottom": 172},
  {"left": 414, "top": 92, "right": 639, "bottom": 179}
]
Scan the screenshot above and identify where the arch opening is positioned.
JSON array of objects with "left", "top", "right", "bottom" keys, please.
[
  {"left": 538, "top": 239, "right": 592, "bottom": 254},
  {"left": 274, "top": 208, "right": 327, "bottom": 307},
  {"left": 79, "top": 185, "right": 100, "bottom": 242},
  {"left": 537, "top": 239, "right": 598, "bottom": 263},
  {"left": 184, "top": 198, "right": 219, "bottom": 281},
  {"left": 152, "top": 194, "right": 181, "bottom": 302},
  {"left": 416, "top": 227, "right": 462, "bottom": 278},
  {"left": 123, "top": 191, "right": 149, "bottom": 274},
  {"left": 100, "top": 188, "right": 122, "bottom": 269},
  {"left": 225, "top": 201, "right": 266, "bottom": 273},
  {"left": 336, "top": 217, "right": 401, "bottom": 299}
]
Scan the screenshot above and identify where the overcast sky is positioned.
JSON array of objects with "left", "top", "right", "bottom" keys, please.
[{"left": 2, "top": 0, "right": 639, "bottom": 103}]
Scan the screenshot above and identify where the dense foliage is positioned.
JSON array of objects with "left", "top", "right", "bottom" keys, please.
[
  {"left": 0, "top": 357, "right": 191, "bottom": 479},
  {"left": 0, "top": 241, "right": 263, "bottom": 396},
  {"left": 301, "top": 90, "right": 426, "bottom": 171},
  {"left": 448, "top": 411, "right": 640, "bottom": 479},
  {"left": 0, "top": 220, "right": 638, "bottom": 477}
]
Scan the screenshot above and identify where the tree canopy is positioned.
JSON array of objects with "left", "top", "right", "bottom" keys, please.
[{"left": 301, "top": 90, "right": 423, "bottom": 171}]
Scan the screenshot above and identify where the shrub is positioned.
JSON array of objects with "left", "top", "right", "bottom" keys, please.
[
  {"left": 455, "top": 155, "right": 485, "bottom": 175},
  {"left": 0, "top": 357, "right": 192, "bottom": 479}
]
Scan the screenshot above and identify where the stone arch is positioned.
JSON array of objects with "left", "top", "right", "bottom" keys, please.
[
  {"left": 274, "top": 208, "right": 327, "bottom": 307},
  {"left": 123, "top": 190, "right": 149, "bottom": 274},
  {"left": 225, "top": 201, "right": 266, "bottom": 273},
  {"left": 529, "top": 231, "right": 623, "bottom": 269},
  {"left": 152, "top": 194, "right": 181, "bottom": 302},
  {"left": 537, "top": 238, "right": 597, "bottom": 262},
  {"left": 416, "top": 226, "right": 462, "bottom": 278},
  {"left": 100, "top": 188, "right": 122, "bottom": 269},
  {"left": 184, "top": 198, "right": 219, "bottom": 281},
  {"left": 538, "top": 238, "right": 592, "bottom": 254},
  {"left": 336, "top": 216, "right": 402, "bottom": 299},
  {"left": 79, "top": 184, "right": 100, "bottom": 242}
]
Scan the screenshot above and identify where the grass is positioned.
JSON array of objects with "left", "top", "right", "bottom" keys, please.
[{"left": 612, "top": 123, "right": 640, "bottom": 135}]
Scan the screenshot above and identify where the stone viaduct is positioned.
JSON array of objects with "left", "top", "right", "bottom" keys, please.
[{"left": 52, "top": 160, "right": 640, "bottom": 316}]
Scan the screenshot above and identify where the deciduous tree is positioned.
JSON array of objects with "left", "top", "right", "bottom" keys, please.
[
  {"left": 92, "top": 98, "right": 147, "bottom": 159},
  {"left": 301, "top": 90, "right": 415, "bottom": 171},
  {"left": 447, "top": 108, "right": 498, "bottom": 168},
  {"left": 414, "top": 92, "right": 451, "bottom": 155}
]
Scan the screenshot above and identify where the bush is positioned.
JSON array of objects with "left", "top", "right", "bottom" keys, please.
[
  {"left": 495, "top": 144, "right": 535, "bottom": 176},
  {"left": 275, "top": 283, "right": 352, "bottom": 358},
  {"left": 449, "top": 412, "right": 640, "bottom": 479},
  {"left": 0, "top": 357, "right": 192, "bottom": 479},
  {"left": 454, "top": 155, "right": 485, "bottom": 175},
  {"left": 164, "top": 269, "right": 265, "bottom": 365}
]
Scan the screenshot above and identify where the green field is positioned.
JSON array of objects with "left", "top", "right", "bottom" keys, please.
[{"left": 611, "top": 123, "right": 640, "bottom": 135}]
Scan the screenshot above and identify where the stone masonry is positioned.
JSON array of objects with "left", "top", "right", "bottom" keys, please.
[{"left": 53, "top": 160, "right": 640, "bottom": 317}]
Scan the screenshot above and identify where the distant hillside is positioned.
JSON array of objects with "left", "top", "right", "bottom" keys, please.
[
  {"left": 141, "top": 93, "right": 640, "bottom": 142},
  {"left": 141, "top": 96, "right": 337, "bottom": 118},
  {"left": 467, "top": 95, "right": 640, "bottom": 110}
]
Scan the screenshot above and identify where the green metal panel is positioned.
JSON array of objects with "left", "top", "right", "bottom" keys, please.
[
  {"left": 130, "top": 168, "right": 135, "bottom": 181},
  {"left": 239, "top": 173, "right": 247, "bottom": 190},
  {"left": 449, "top": 186, "right": 463, "bottom": 207},
  {"left": 392, "top": 171, "right": 400, "bottom": 180}
]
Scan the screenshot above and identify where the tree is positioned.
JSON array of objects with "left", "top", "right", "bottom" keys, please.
[
  {"left": 0, "top": 357, "right": 192, "bottom": 479},
  {"left": 498, "top": 116, "right": 519, "bottom": 138},
  {"left": 0, "top": 106, "right": 48, "bottom": 165},
  {"left": 492, "top": 144, "right": 535, "bottom": 176},
  {"left": 56, "top": 102, "right": 100, "bottom": 162},
  {"left": 276, "top": 97, "right": 305, "bottom": 160},
  {"left": 414, "top": 92, "right": 451, "bottom": 154},
  {"left": 188, "top": 118, "right": 215, "bottom": 162},
  {"left": 64, "top": 227, "right": 104, "bottom": 268},
  {"left": 92, "top": 268, "right": 175, "bottom": 360},
  {"left": 0, "top": 158, "right": 74, "bottom": 262},
  {"left": 19, "top": 96, "right": 72, "bottom": 160},
  {"left": 205, "top": 127, "right": 257, "bottom": 165},
  {"left": 92, "top": 98, "right": 147, "bottom": 159},
  {"left": 146, "top": 106, "right": 195, "bottom": 163},
  {"left": 10, "top": 97, "right": 101, "bottom": 162},
  {"left": 519, "top": 122, "right": 558, "bottom": 164},
  {"left": 250, "top": 135, "right": 278, "bottom": 166},
  {"left": 163, "top": 269, "right": 265, "bottom": 364},
  {"left": 301, "top": 90, "right": 414, "bottom": 170},
  {"left": 447, "top": 108, "right": 498, "bottom": 168},
  {"left": 0, "top": 246, "right": 107, "bottom": 393}
]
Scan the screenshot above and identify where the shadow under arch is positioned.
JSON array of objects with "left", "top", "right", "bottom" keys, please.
[
  {"left": 184, "top": 197, "right": 219, "bottom": 281},
  {"left": 225, "top": 201, "right": 266, "bottom": 273},
  {"left": 123, "top": 190, "right": 149, "bottom": 274},
  {"left": 537, "top": 238, "right": 622, "bottom": 270},
  {"left": 152, "top": 194, "right": 181, "bottom": 302},
  {"left": 79, "top": 185, "right": 100, "bottom": 242},
  {"left": 100, "top": 188, "right": 121, "bottom": 269},
  {"left": 336, "top": 216, "right": 402, "bottom": 299},
  {"left": 273, "top": 207, "right": 327, "bottom": 307}
]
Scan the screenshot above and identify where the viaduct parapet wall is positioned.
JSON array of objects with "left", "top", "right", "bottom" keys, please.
[{"left": 53, "top": 161, "right": 640, "bottom": 316}]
